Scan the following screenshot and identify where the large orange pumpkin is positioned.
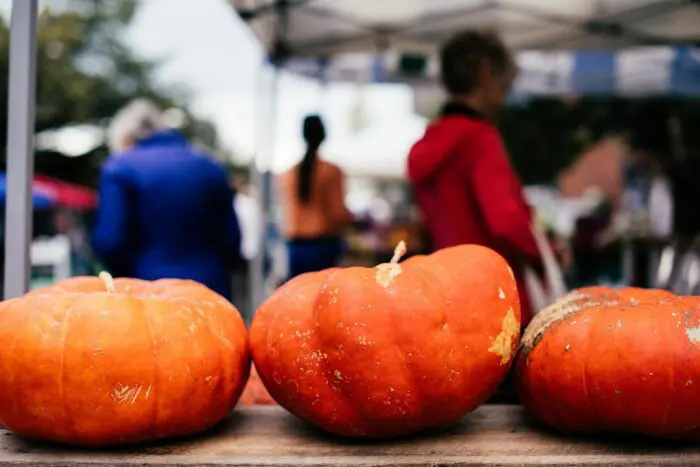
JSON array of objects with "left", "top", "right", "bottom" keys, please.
[
  {"left": 0, "top": 273, "right": 249, "bottom": 447},
  {"left": 250, "top": 242, "right": 520, "bottom": 438},
  {"left": 516, "top": 286, "right": 700, "bottom": 439}
]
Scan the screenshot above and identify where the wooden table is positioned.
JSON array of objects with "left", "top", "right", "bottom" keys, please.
[{"left": 2, "top": 405, "right": 700, "bottom": 466}]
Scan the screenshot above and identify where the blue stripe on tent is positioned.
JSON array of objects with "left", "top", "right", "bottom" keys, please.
[
  {"left": 573, "top": 52, "right": 616, "bottom": 94},
  {"left": 285, "top": 48, "right": 700, "bottom": 96},
  {"left": 670, "top": 46, "right": 700, "bottom": 96}
]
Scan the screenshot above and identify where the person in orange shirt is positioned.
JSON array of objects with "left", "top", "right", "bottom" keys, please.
[{"left": 277, "top": 115, "right": 351, "bottom": 279}]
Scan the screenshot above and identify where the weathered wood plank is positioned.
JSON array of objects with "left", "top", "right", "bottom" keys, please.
[{"left": 0, "top": 405, "right": 699, "bottom": 466}]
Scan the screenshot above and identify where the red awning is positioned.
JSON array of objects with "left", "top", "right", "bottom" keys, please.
[{"left": 33, "top": 175, "right": 97, "bottom": 210}]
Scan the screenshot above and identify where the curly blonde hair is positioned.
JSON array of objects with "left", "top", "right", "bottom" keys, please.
[{"left": 107, "top": 99, "right": 166, "bottom": 153}]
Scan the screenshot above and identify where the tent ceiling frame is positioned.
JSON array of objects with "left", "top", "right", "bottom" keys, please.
[
  {"left": 236, "top": 0, "right": 700, "bottom": 60},
  {"left": 237, "top": 0, "right": 309, "bottom": 21},
  {"left": 533, "top": 0, "right": 699, "bottom": 48},
  {"left": 506, "top": 0, "right": 693, "bottom": 44}
]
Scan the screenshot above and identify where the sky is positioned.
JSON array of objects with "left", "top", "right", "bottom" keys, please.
[{"left": 0, "top": 0, "right": 426, "bottom": 177}]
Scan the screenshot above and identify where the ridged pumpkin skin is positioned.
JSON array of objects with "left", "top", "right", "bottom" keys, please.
[
  {"left": 516, "top": 286, "right": 700, "bottom": 439},
  {"left": 0, "top": 275, "right": 249, "bottom": 447},
  {"left": 250, "top": 243, "right": 521, "bottom": 438}
]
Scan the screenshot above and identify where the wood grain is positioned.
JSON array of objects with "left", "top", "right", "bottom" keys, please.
[{"left": 1, "top": 405, "right": 699, "bottom": 466}]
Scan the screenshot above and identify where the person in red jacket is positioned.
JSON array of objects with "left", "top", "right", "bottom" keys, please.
[{"left": 407, "top": 30, "right": 542, "bottom": 325}]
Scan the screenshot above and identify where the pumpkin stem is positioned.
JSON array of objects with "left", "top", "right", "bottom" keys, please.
[
  {"left": 390, "top": 241, "right": 407, "bottom": 265},
  {"left": 98, "top": 271, "right": 115, "bottom": 293}
]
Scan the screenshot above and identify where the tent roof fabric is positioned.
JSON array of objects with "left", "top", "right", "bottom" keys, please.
[{"left": 231, "top": 0, "right": 700, "bottom": 59}]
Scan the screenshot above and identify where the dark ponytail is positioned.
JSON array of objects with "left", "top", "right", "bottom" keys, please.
[{"left": 298, "top": 115, "right": 326, "bottom": 204}]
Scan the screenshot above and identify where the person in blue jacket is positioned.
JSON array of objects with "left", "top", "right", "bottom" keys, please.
[{"left": 92, "top": 99, "right": 241, "bottom": 301}]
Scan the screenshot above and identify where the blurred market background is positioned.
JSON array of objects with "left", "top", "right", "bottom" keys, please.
[{"left": 2, "top": 0, "right": 700, "bottom": 320}]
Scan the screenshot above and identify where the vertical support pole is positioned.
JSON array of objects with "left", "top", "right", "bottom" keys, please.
[
  {"left": 4, "top": 0, "right": 38, "bottom": 299},
  {"left": 249, "top": 0, "right": 289, "bottom": 314},
  {"left": 249, "top": 64, "right": 280, "bottom": 312},
  {"left": 316, "top": 56, "right": 329, "bottom": 111}
]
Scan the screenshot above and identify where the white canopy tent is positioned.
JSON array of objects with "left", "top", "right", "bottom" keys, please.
[
  {"left": 232, "top": 0, "right": 700, "bottom": 56},
  {"left": 229, "top": 0, "right": 700, "bottom": 309},
  {"left": 235, "top": 1, "right": 700, "bottom": 110}
]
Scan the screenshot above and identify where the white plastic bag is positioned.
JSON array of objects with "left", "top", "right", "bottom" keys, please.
[{"left": 524, "top": 222, "right": 567, "bottom": 314}]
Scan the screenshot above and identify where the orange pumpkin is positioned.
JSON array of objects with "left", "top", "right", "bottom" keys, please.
[
  {"left": 250, "top": 242, "right": 520, "bottom": 438},
  {"left": 0, "top": 273, "right": 249, "bottom": 447},
  {"left": 516, "top": 286, "right": 700, "bottom": 439},
  {"left": 239, "top": 366, "right": 276, "bottom": 405}
]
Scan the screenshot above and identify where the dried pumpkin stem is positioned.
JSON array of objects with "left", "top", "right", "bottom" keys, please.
[
  {"left": 390, "top": 241, "right": 407, "bottom": 265},
  {"left": 98, "top": 271, "right": 115, "bottom": 294}
]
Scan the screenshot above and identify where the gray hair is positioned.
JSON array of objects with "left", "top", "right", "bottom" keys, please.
[{"left": 107, "top": 98, "right": 166, "bottom": 153}]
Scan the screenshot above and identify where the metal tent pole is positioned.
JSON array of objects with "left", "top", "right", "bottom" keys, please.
[
  {"left": 249, "top": 63, "right": 281, "bottom": 313},
  {"left": 248, "top": 67, "right": 264, "bottom": 318},
  {"left": 249, "top": 0, "right": 289, "bottom": 314},
  {"left": 316, "top": 57, "right": 329, "bottom": 109},
  {"left": 4, "top": 0, "right": 38, "bottom": 300}
]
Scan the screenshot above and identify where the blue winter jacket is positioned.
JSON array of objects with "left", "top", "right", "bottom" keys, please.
[{"left": 92, "top": 130, "right": 241, "bottom": 300}]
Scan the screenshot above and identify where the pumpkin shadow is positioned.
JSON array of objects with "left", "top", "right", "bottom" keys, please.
[
  {"left": 286, "top": 411, "right": 480, "bottom": 449},
  {"left": 1, "top": 411, "right": 245, "bottom": 455},
  {"left": 520, "top": 411, "right": 700, "bottom": 454},
  {"left": 132, "top": 412, "right": 246, "bottom": 455}
]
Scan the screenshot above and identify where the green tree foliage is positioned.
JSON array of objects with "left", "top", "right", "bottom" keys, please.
[
  {"left": 0, "top": 0, "right": 227, "bottom": 186},
  {"left": 0, "top": 0, "right": 169, "bottom": 144}
]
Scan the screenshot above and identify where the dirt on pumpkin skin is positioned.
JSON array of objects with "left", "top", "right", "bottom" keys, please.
[
  {"left": 519, "top": 290, "right": 621, "bottom": 356},
  {"left": 488, "top": 307, "right": 519, "bottom": 365},
  {"left": 519, "top": 287, "right": 684, "bottom": 357}
]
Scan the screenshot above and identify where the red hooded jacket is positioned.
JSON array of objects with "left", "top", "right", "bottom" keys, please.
[{"left": 407, "top": 104, "right": 542, "bottom": 324}]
